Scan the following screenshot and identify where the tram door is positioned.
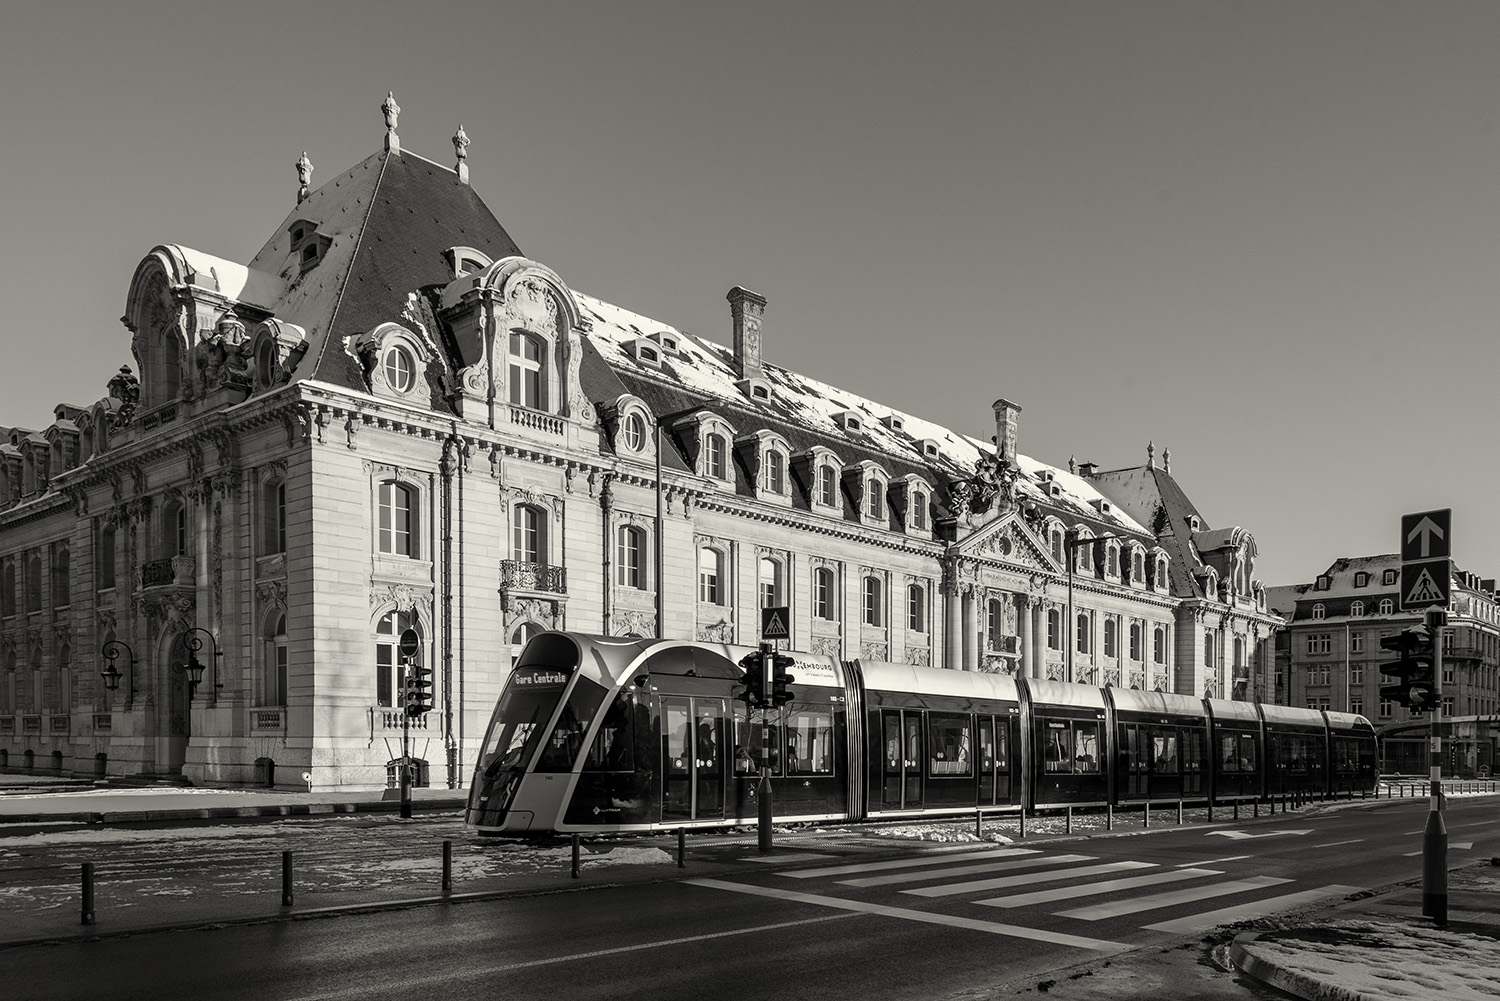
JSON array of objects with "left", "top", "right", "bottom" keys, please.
[
  {"left": 661, "top": 697, "right": 726, "bottom": 822},
  {"left": 880, "top": 710, "right": 923, "bottom": 810}
]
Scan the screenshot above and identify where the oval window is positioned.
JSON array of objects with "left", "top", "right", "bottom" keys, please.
[{"left": 384, "top": 347, "right": 415, "bottom": 393}]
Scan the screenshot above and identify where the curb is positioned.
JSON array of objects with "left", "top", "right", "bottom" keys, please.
[{"left": 1228, "top": 931, "right": 1361, "bottom": 1001}]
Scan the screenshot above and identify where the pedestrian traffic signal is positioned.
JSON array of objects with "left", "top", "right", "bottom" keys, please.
[
  {"left": 1378, "top": 628, "right": 1435, "bottom": 711},
  {"left": 736, "top": 651, "right": 765, "bottom": 709},
  {"left": 770, "top": 652, "right": 796, "bottom": 707},
  {"left": 406, "top": 663, "right": 433, "bottom": 717}
]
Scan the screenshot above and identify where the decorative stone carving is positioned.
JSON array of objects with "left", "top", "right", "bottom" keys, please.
[
  {"left": 506, "top": 598, "right": 559, "bottom": 630},
  {"left": 142, "top": 593, "right": 195, "bottom": 626},
  {"left": 861, "top": 642, "right": 888, "bottom": 661},
  {"left": 296, "top": 152, "right": 313, "bottom": 204},
  {"left": 811, "top": 636, "right": 841, "bottom": 658},
  {"left": 370, "top": 583, "right": 431, "bottom": 618},
  {"left": 256, "top": 579, "right": 288, "bottom": 609},
  {"left": 107, "top": 366, "right": 140, "bottom": 429},
  {"left": 611, "top": 609, "right": 654, "bottom": 638},
  {"left": 905, "top": 646, "right": 931, "bottom": 667},
  {"left": 697, "top": 619, "right": 733, "bottom": 644}
]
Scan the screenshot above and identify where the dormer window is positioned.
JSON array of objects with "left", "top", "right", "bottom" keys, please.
[
  {"left": 1092, "top": 498, "right": 1113, "bottom": 516},
  {"left": 1189, "top": 515, "right": 1202, "bottom": 531},
  {"left": 623, "top": 413, "right": 645, "bottom": 451},
  {"left": 921, "top": 440, "right": 941, "bottom": 460},
  {"left": 354, "top": 322, "right": 430, "bottom": 404},
  {"left": 628, "top": 340, "right": 662, "bottom": 367},
  {"left": 648, "top": 331, "right": 679, "bottom": 354},
  {"left": 301, "top": 243, "right": 320, "bottom": 265},
  {"left": 705, "top": 433, "right": 728, "bottom": 480},
  {"left": 1315, "top": 575, "right": 1331, "bottom": 591},
  {"left": 1354, "top": 572, "right": 1370, "bottom": 588},
  {"left": 1382, "top": 569, "right": 1397, "bottom": 586},
  {"left": 1311, "top": 603, "right": 1325, "bottom": 620},
  {"left": 818, "top": 463, "right": 837, "bottom": 507},
  {"left": 443, "top": 246, "right": 494, "bottom": 279},
  {"left": 911, "top": 489, "right": 927, "bottom": 530},
  {"left": 765, "top": 449, "right": 786, "bottom": 494},
  {"left": 384, "top": 346, "right": 415, "bottom": 393},
  {"left": 880, "top": 415, "right": 905, "bottom": 433},
  {"left": 866, "top": 480, "right": 885, "bottom": 520},
  {"left": 834, "top": 411, "right": 863, "bottom": 433}
]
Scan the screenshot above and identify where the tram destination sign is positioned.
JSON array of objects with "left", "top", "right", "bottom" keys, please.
[{"left": 1399, "top": 508, "right": 1451, "bottom": 611}]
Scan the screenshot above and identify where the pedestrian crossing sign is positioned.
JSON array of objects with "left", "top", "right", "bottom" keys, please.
[
  {"left": 1400, "top": 559, "right": 1450, "bottom": 610},
  {"left": 761, "top": 605, "right": 790, "bottom": 640}
]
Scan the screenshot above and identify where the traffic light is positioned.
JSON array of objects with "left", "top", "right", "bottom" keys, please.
[
  {"left": 736, "top": 651, "right": 765, "bottom": 709},
  {"left": 1378, "top": 628, "right": 1435, "bottom": 711},
  {"left": 770, "top": 652, "right": 796, "bottom": 707},
  {"left": 406, "top": 662, "right": 433, "bottom": 717}
]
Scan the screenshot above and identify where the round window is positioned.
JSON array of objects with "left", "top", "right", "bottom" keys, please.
[
  {"left": 384, "top": 347, "right": 415, "bottom": 393},
  {"left": 624, "top": 413, "right": 645, "bottom": 451}
]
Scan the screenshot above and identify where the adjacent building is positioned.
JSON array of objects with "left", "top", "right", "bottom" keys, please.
[
  {"left": 0, "top": 99, "right": 1282, "bottom": 790},
  {"left": 1267, "top": 555, "right": 1500, "bottom": 777}
]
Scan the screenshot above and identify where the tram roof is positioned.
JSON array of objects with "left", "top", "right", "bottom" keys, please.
[
  {"left": 858, "top": 662, "right": 1020, "bottom": 702},
  {"left": 1206, "top": 698, "right": 1262, "bottom": 725},
  {"left": 1107, "top": 687, "right": 1206, "bottom": 717},
  {"left": 1258, "top": 702, "right": 1328, "bottom": 727},
  {"left": 1022, "top": 678, "right": 1108, "bottom": 710}
]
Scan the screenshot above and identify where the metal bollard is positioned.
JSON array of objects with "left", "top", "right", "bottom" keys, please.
[
  {"left": 1233, "top": 800, "right": 1239, "bottom": 821},
  {"left": 1106, "top": 803, "right": 1113, "bottom": 831},
  {"left": 81, "top": 862, "right": 95, "bottom": 926},
  {"left": 975, "top": 807, "right": 983, "bottom": 839},
  {"left": 1253, "top": 799, "right": 1259, "bottom": 818},
  {"left": 442, "top": 840, "right": 452, "bottom": 892},
  {"left": 1206, "top": 802, "right": 1213, "bottom": 823},
  {"left": 571, "top": 833, "right": 581, "bottom": 879},
  {"left": 1019, "top": 809, "right": 1026, "bottom": 839},
  {"left": 677, "top": 827, "right": 686, "bottom": 868},
  {"left": 1144, "top": 801, "right": 1150, "bottom": 829},
  {"left": 1065, "top": 806, "right": 1072, "bottom": 834},
  {"left": 1177, "top": 800, "right": 1183, "bottom": 826},
  {"left": 282, "top": 851, "right": 294, "bottom": 907}
]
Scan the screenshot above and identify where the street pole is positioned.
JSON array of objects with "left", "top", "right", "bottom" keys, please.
[
  {"left": 400, "top": 655, "right": 412, "bottom": 820},
  {"left": 1066, "top": 550, "right": 1074, "bottom": 685},
  {"left": 758, "top": 641, "right": 773, "bottom": 854},
  {"left": 1422, "top": 608, "right": 1447, "bottom": 925}
]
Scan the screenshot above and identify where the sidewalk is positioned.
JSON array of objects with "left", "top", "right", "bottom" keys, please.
[{"left": 3, "top": 781, "right": 1497, "bottom": 1001}]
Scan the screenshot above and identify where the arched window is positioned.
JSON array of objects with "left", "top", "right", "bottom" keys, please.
[
  {"left": 698, "top": 547, "right": 724, "bottom": 604},
  {"left": 1076, "top": 539, "right": 1092, "bottom": 573},
  {"left": 1233, "top": 636, "right": 1245, "bottom": 673},
  {"left": 616, "top": 526, "right": 645, "bottom": 588},
  {"left": 374, "top": 609, "right": 419, "bottom": 708},
  {"left": 817, "top": 464, "right": 836, "bottom": 507},
  {"left": 511, "top": 621, "right": 542, "bottom": 666},
  {"left": 1156, "top": 557, "right": 1168, "bottom": 587},
  {"left": 1153, "top": 626, "right": 1166, "bottom": 664},
  {"left": 1103, "top": 619, "right": 1117, "bottom": 658},
  {"left": 907, "top": 584, "right": 925, "bottom": 632},
  {"left": 51, "top": 547, "right": 69, "bottom": 607},
  {"left": 865, "top": 480, "right": 885, "bottom": 520},
  {"left": 263, "top": 612, "right": 288, "bottom": 706},
  {"left": 1107, "top": 545, "right": 1118, "bottom": 577},
  {"left": 0, "top": 558, "right": 13, "bottom": 616},
  {"left": 862, "top": 576, "right": 883, "bottom": 626},
  {"left": 378, "top": 482, "right": 417, "bottom": 557},
  {"left": 162, "top": 502, "right": 187, "bottom": 558},
  {"left": 99, "top": 527, "right": 116, "bottom": 590},
  {"left": 1047, "top": 609, "right": 1060, "bottom": 649},
  {"left": 1311, "top": 603, "right": 1325, "bottom": 620},
  {"left": 986, "top": 598, "right": 1004, "bottom": 650},
  {"left": 1132, "top": 550, "right": 1145, "bottom": 583},
  {"left": 508, "top": 331, "right": 546, "bottom": 410},
  {"left": 263, "top": 479, "right": 287, "bottom": 555},
  {"left": 910, "top": 490, "right": 928, "bottom": 530},
  {"left": 1076, "top": 612, "right": 1090, "bottom": 654},
  {"left": 57, "top": 645, "right": 71, "bottom": 711},
  {"left": 513, "top": 504, "right": 546, "bottom": 565},
  {"left": 704, "top": 433, "right": 727, "bottom": 480},
  {"left": 1379, "top": 598, "right": 1394, "bottom": 615},
  {"left": 1129, "top": 622, "right": 1142, "bottom": 661},
  {"left": 764, "top": 450, "right": 785, "bottom": 494},
  {"left": 813, "top": 567, "right": 836, "bottom": 620},
  {"left": 1350, "top": 601, "right": 1364, "bottom": 617},
  {"left": 1051, "top": 529, "right": 1064, "bottom": 563},
  {"left": 758, "top": 557, "right": 782, "bottom": 607}
]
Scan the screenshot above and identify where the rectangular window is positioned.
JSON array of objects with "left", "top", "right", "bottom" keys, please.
[
  {"left": 1350, "top": 696, "right": 1363, "bottom": 717},
  {"left": 928, "top": 713, "right": 973, "bottom": 777},
  {"left": 1306, "top": 633, "right": 1331, "bottom": 655},
  {"left": 1041, "top": 720, "right": 1100, "bottom": 773},
  {"left": 275, "top": 482, "right": 287, "bottom": 554},
  {"left": 1350, "top": 633, "right": 1363, "bottom": 654},
  {"left": 1351, "top": 666, "right": 1363, "bottom": 685},
  {"left": 785, "top": 709, "right": 834, "bottom": 776},
  {"left": 376, "top": 645, "right": 393, "bottom": 707},
  {"left": 379, "top": 483, "right": 412, "bottom": 557}
]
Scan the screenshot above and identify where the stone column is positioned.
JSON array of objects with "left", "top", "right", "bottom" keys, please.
[{"left": 961, "top": 588, "right": 977, "bottom": 672}]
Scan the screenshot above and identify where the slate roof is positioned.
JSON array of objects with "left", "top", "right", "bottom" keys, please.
[
  {"left": 245, "top": 148, "right": 523, "bottom": 400},
  {"left": 1085, "top": 463, "right": 1210, "bottom": 598}
]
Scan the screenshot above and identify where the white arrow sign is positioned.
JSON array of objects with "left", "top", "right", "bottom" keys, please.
[
  {"left": 1207, "top": 829, "right": 1313, "bottom": 840},
  {"left": 1406, "top": 516, "right": 1446, "bottom": 558}
]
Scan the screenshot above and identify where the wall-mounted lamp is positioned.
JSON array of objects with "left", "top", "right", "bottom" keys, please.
[
  {"left": 99, "top": 639, "right": 136, "bottom": 709},
  {"left": 179, "top": 627, "right": 223, "bottom": 704}
]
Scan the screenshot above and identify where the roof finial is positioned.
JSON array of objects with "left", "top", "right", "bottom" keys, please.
[
  {"left": 453, "top": 124, "right": 470, "bottom": 185},
  {"left": 1162, "top": 448, "right": 1171, "bottom": 473},
  {"left": 1147, "top": 440, "right": 1155, "bottom": 468},
  {"left": 295, "top": 151, "right": 313, "bottom": 204},
  {"left": 1068, "top": 454, "right": 1077, "bottom": 475},
  {"left": 382, "top": 91, "right": 401, "bottom": 153}
]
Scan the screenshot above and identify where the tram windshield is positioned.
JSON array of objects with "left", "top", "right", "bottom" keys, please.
[{"left": 476, "top": 635, "right": 580, "bottom": 777}]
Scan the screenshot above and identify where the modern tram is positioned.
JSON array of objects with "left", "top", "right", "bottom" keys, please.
[{"left": 464, "top": 632, "right": 1379, "bottom": 836}]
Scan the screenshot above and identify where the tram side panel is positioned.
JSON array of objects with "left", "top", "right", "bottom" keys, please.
[
  {"left": 1103, "top": 687, "right": 1214, "bottom": 805},
  {"left": 1019, "top": 678, "right": 1110, "bottom": 808},
  {"left": 1323, "top": 710, "right": 1379, "bottom": 796},
  {"left": 1259, "top": 703, "right": 1329, "bottom": 798}
]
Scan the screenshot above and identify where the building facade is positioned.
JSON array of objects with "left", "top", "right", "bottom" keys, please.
[
  {"left": 1267, "top": 555, "right": 1500, "bottom": 777},
  {"left": 0, "top": 100, "right": 1283, "bottom": 790}
]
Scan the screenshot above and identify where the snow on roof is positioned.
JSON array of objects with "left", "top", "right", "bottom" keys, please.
[
  {"left": 577, "top": 289, "right": 1148, "bottom": 536},
  {"left": 173, "top": 246, "right": 287, "bottom": 309}
]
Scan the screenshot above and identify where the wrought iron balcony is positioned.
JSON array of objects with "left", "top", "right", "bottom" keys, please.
[
  {"left": 501, "top": 560, "right": 567, "bottom": 594},
  {"left": 139, "top": 556, "right": 194, "bottom": 589}
]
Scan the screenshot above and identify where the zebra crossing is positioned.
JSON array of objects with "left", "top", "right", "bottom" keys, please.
[{"left": 687, "top": 844, "right": 1362, "bottom": 952}]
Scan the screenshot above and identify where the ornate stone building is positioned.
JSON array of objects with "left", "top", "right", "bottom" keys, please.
[{"left": 0, "top": 99, "right": 1282, "bottom": 789}]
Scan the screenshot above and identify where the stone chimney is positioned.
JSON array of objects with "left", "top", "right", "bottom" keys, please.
[
  {"left": 727, "top": 286, "right": 767, "bottom": 380},
  {"left": 991, "top": 398, "right": 1021, "bottom": 466},
  {"left": 1077, "top": 461, "right": 1098, "bottom": 477}
]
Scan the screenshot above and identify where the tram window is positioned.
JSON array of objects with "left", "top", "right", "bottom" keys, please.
[
  {"left": 535, "top": 676, "right": 608, "bottom": 772},
  {"left": 785, "top": 709, "right": 834, "bottom": 775},
  {"left": 1043, "top": 722, "right": 1073, "bottom": 773},
  {"left": 1152, "top": 730, "right": 1179, "bottom": 774},
  {"left": 929, "top": 714, "right": 972, "bottom": 777},
  {"left": 582, "top": 694, "right": 637, "bottom": 772},
  {"left": 514, "top": 633, "right": 580, "bottom": 671},
  {"left": 979, "top": 717, "right": 1010, "bottom": 772},
  {"left": 735, "top": 709, "right": 783, "bottom": 777},
  {"left": 1219, "top": 735, "right": 1240, "bottom": 772},
  {"left": 1073, "top": 723, "right": 1099, "bottom": 772},
  {"left": 1284, "top": 735, "right": 1311, "bottom": 774}
]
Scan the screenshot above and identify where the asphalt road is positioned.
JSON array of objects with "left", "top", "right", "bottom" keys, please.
[{"left": 8, "top": 798, "right": 1495, "bottom": 1001}]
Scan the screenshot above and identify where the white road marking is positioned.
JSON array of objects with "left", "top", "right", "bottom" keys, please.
[
  {"left": 1178, "top": 855, "right": 1250, "bottom": 867},
  {"left": 1403, "top": 841, "right": 1472, "bottom": 856},
  {"left": 686, "top": 877, "right": 1131, "bottom": 953},
  {"left": 975, "top": 868, "right": 1223, "bottom": 909},
  {"left": 1206, "top": 829, "right": 1312, "bottom": 840},
  {"left": 1312, "top": 839, "right": 1364, "bottom": 848},
  {"left": 840, "top": 853, "right": 1091, "bottom": 888},
  {"left": 281, "top": 911, "right": 859, "bottom": 999},
  {"left": 1057, "top": 875, "right": 1292, "bottom": 920},
  {"left": 1142, "top": 884, "right": 1362, "bottom": 933},
  {"left": 777, "top": 847, "right": 1038, "bottom": 879},
  {"left": 902, "top": 860, "right": 1156, "bottom": 898},
  {"left": 741, "top": 852, "right": 834, "bottom": 863}
]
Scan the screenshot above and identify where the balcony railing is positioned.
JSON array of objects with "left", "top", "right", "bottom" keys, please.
[
  {"left": 250, "top": 708, "right": 286, "bottom": 733},
  {"left": 509, "top": 406, "right": 565, "bottom": 435},
  {"left": 139, "top": 555, "right": 194, "bottom": 588},
  {"left": 501, "top": 560, "right": 567, "bottom": 594}
]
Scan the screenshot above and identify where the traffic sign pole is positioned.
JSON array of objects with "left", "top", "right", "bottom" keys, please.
[
  {"left": 398, "top": 629, "right": 420, "bottom": 821},
  {"left": 758, "top": 640, "right": 774, "bottom": 854},
  {"left": 1423, "top": 608, "right": 1447, "bottom": 926}
]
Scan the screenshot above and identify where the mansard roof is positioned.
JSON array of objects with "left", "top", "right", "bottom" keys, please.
[
  {"left": 1085, "top": 463, "right": 1214, "bottom": 599},
  {"left": 245, "top": 148, "right": 523, "bottom": 397}
]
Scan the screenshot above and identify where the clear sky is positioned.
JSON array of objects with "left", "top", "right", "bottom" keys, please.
[{"left": 3, "top": 1, "right": 1498, "bottom": 588}]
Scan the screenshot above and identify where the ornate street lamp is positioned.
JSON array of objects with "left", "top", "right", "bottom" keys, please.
[
  {"left": 178, "top": 627, "right": 223, "bottom": 704},
  {"left": 100, "top": 639, "right": 136, "bottom": 708}
]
